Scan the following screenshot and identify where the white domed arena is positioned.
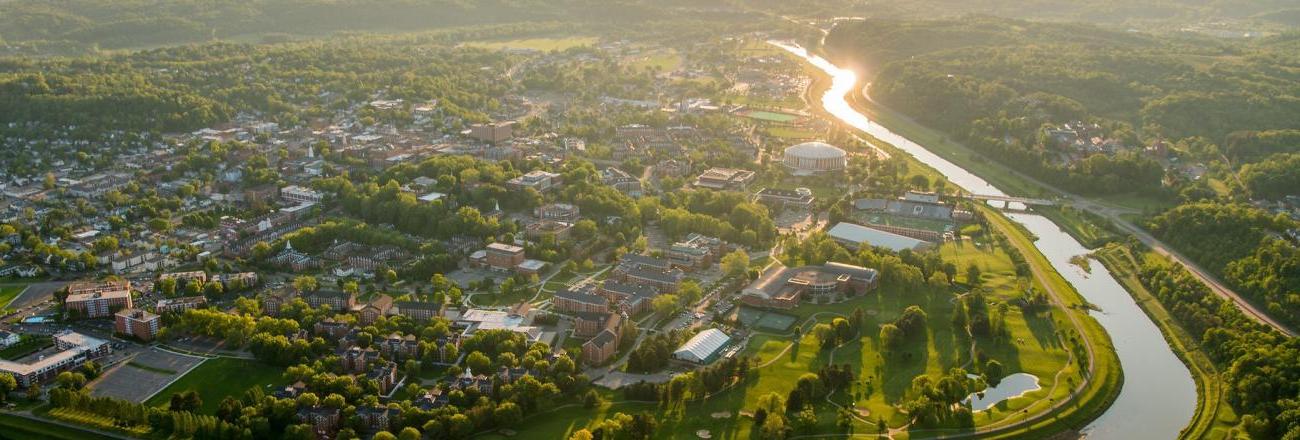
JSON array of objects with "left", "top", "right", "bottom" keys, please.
[{"left": 783, "top": 141, "right": 846, "bottom": 175}]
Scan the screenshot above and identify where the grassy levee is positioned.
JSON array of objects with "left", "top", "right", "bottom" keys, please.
[
  {"left": 1034, "top": 206, "right": 1119, "bottom": 250},
  {"left": 1093, "top": 245, "right": 1239, "bottom": 439},
  {"left": 975, "top": 210, "right": 1122, "bottom": 440}
]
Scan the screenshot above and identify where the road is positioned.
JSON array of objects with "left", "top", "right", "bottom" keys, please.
[{"left": 1072, "top": 196, "right": 1297, "bottom": 336}]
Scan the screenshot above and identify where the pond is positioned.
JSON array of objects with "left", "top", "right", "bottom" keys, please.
[{"left": 965, "top": 373, "right": 1041, "bottom": 411}]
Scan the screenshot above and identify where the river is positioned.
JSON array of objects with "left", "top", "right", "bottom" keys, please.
[{"left": 774, "top": 42, "right": 1197, "bottom": 439}]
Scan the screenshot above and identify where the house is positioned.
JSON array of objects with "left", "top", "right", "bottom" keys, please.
[
  {"left": 341, "top": 346, "right": 380, "bottom": 373},
  {"left": 377, "top": 333, "right": 420, "bottom": 361},
  {"left": 261, "top": 289, "right": 296, "bottom": 316},
  {"left": 313, "top": 318, "right": 352, "bottom": 339},
  {"left": 582, "top": 329, "right": 619, "bottom": 365}
]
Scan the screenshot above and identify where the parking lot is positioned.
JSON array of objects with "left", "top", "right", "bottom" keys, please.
[{"left": 90, "top": 348, "right": 206, "bottom": 403}]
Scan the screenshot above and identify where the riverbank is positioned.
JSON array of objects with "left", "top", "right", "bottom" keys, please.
[
  {"left": 1092, "top": 244, "right": 1240, "bottom": 439},
  {"left": 792, "top": 45, "right": 1123, "bottom": 438}
]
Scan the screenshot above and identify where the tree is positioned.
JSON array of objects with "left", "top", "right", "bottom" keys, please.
[
  {"left": 569, "top": 429, "right": 594, "bottom": 440},
  {"left": 466, "top": 351, "right": 492, "bottom": 373},
  {"left": 398, "top": 427, "right": 422, "bottom": 440},
  {"left": 721, "top": 249, "right": 749, "bottom": 278},
  {"left": 169, "top": 390, "right": 202, "bottom": 412},
  {"left": 966, "top": 263, "right": 982, "bottom": 286},
  {"left": 494, "top": 401, "right": 523, "bottom": 426},
  {"left": 984, "top": 359, "right": 1004, "bottom": 386},
  {"left": 0, "top": 373, "right": 15, "bottom": 401},
  {"left": 372, "top": 432, "right": 397, "bottom": 440},
  {"left": 293, "top": 275, "right": 319, "bottom": 293},
  {"left": 652, "top": 294, "right": 680, "bottom": 316}
]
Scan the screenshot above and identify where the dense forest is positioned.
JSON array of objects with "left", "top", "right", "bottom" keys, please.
[
  {"left": 823, "top": 18, "right": 1300, "bottom": 195},
  {"left": 1148, "top": 202, "right": 1300, "bottom": 327},
  {"left": 0, "top": 0, "right": 759, "bottom": 53}
]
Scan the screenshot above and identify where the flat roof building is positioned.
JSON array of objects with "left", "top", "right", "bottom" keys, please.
[{"left": 826, "top": 222, "right": 935, "bottom": 252}]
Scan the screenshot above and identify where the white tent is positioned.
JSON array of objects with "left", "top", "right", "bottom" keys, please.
[{"left": 673, "top": 329, "right": 731, "bottom": 363}]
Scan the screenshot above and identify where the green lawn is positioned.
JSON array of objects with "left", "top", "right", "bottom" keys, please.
[
  {"left": 0, "top": 284, "right": 28, "bottom": 310},
  {"left": 144, "top": 358, "right": 282, "bottom": 414},
  {"left": 1034, "top": 206, "right": 1118, "bottom": 250},
  {"left": 0, "top": 334, "right": 53, "bottom": 360},
  {"left": 464, "top": 37, "right": 597, "bottom": 52},
  {"left": 627, "top": 49, "right": 681, "bottom": 73}
]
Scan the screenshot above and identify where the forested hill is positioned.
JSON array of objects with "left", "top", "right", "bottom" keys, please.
[
  {"left": 737, "top": 0, "right": 1300, "bottom": 28},
  {"left": 820, "top": 18, "right": 1300, "bottom": 195},
  {"left": 0, "top": 0, "right": 741, "bottom": 53}
]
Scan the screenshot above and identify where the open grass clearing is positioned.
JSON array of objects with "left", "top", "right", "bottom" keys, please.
[{"left": 144, "top": 357, "right": 282, "bottom": 414}]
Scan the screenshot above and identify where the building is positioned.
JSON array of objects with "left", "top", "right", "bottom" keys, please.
[
  {"left": 159, "top": 271, "right": 207, "bottom": 285},
  {"left": 597, "top": 280, "right": 658, "bottom": 315},
  {"left": 114, "top": 309, "right": 161, "bottom": 341},
  {"left": 65, "top": 280, "right": 133, "bottom": 318},
  {"left": 693, "top": 168, "right": 756, "bottom": 190},
  {"left": 573, "top": 311, "right": 622, "bottom": 338},
  {"left": 280, "top": 185, "right": 324, "bottom": 204},
  {"left": 393, "top": 301, "right": 442, "bottom": 321},
  {"left": 612, "top": 255, "right": 684, "bottom": 293},
  {"left": 673, "top": 328, "right": 731, "bottom": 364},
  {"left": 485, "top": 243, "right": 525, "bottom": 270},
  {"left": 154, "top": 296, "right": 208, "bottom": 314},
  {"left": 356, "top": 406, "right": 402, "bottom": 433},
  {"left": 553, "top": 289, "right": 610, "bottom": 314},
  {"left": 742, "top": 262, "right": 879, "bottom": 309},
  {"left": 0, "top": 331, "right": 19, "bottom": 349},
  {"left": 0, "top": 331, "right": 110, "bottom": 388},
  {"left": 601, "top": 167, "right": 642, "bottom": 196},
  {"left": 667, "top": 234, "right": 728, "bottom": 270},
  {"left": 826, "top": 222, "right": 935, "bottom": 252},
  {"left": 783, "top": 141, "right": 847, "bottom": 175},
  {"left": 358, "top": 295, "right": 394, "bottom": 325},
  {"left": 525, "top": 220, "right": 573, "bottom": 242},
  {"left": 535, "top": 203, "right": 580, "bottom": 222},
  {"left": 304, "top": 290, "right": 357, "bottom": 311},
  {"left": 853, "top": 190, "right": 961, "bottom": 221},
  {"left": 470, "top": 122, "right": 514, "bottom": 144},
  {"left": 454, "top": 308, "right": 543, "bottom": 343},
  {"left": 582, "top": 329, "right": 619, "bottom": 366},
  {"left": 507, "top": 170, "right": 562, "bottom": 193},
  {"left": 296, "top": 406, "right": 341, "bottom": 437},
  {"left": 262, "top": 289, "right": 296, "bottom": 316},
  {"left": 754, "top": 187, "right": 815, "bottom": 211}
]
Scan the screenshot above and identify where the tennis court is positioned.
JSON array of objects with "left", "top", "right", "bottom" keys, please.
[{"left": 729, "top": 306, "right": 797, "bottom": 331}]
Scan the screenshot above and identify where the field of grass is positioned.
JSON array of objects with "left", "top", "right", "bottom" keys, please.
[
  {"left": 627, "top": 49, "right": 681, "bottom": 73},
  {"left": 0, "top": 414, "right": 118, "bottom": 440},
  {"left": 0, "top": 284, "right": 27, "bottom": 310},
  {"left": 1093, "top": 244, "right": 1240, "bottom": 439},
  {"left": 144, "top": 358, "right": 282, "bottom": 414},
  {"left": 464, "top": 37, "right": 597, "bottom": 52}
]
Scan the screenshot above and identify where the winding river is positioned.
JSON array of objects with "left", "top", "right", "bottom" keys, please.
[{"left": 775, "top": 42, "right": 1197, "bottom": 439}]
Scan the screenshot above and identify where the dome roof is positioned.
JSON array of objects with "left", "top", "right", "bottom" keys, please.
[{"left": 785, "top": 141, "right": 846, "bottom": 159}]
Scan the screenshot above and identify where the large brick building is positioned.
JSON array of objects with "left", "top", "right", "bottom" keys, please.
[
  {"left": 114, "top": 308, "right": 161, "bottom": 341},
  {"left": 65, "top": 280, "right": 133, "bottom": 318},
  {"left": 552, "top": 289, "right": 609, "bottom": 314}
]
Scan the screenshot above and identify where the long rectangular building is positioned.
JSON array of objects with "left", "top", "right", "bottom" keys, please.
[{"left": 0, "top": 331, "right": 110, "bottom": 387}]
